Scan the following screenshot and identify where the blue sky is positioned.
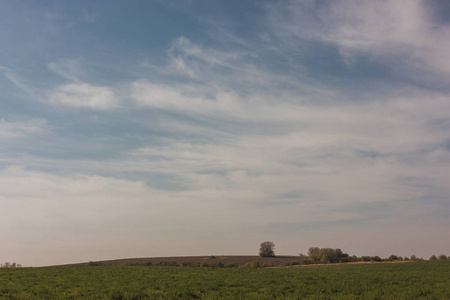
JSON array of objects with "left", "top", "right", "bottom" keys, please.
[{"left": 1, "top": 0, "right": 450, "bottom": 266}]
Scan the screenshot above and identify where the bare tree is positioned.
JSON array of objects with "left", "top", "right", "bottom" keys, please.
[{"left": 259, "top": 241, "right": 275, "bottom": 257}]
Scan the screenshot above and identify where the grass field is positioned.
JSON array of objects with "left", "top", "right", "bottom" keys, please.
[{"left": 1, "top": 260, "right": 449, "bottom": 299}]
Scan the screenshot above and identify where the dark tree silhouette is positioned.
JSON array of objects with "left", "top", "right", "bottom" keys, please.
[{"left": 259, "top": 241, "right": 275, "bottom": 257}]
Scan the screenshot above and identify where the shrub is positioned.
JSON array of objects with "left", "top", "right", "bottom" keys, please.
[
  {"left": 438, "top": 254, "right": 448, "bottom": 260},
  {"left": 429, "top": 255, "right": 437, "bottom": 261}
]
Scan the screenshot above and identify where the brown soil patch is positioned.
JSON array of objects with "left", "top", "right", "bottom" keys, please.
[{"left": 56, "top": 255, "right": 304, "bottom": 267}]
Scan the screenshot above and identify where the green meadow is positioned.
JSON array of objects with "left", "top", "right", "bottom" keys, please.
[{"left": 1, "top": 260, "right": 449, "bottom": 299}]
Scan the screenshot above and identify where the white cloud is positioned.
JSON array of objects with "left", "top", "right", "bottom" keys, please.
[
  {"left": 49, "top": 83, "right": 118, "bottom": 109},
  {"left": 131, "top": 80, "right": 248, "bottom": 118},
  {"left": 0, "top": 118, "right": 48, "bottom": 138}
]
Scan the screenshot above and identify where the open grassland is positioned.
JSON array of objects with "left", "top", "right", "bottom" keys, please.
[{"left": 1, "top": 260, "right": 449, "bottom": 299}]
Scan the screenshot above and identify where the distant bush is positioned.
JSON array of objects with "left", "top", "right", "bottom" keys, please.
[
  {"left": 388, "top": 255, "right": 399, "bottom": 261},
  {"left": 217, "top": 262, "right": 224, "bottom": 267},
  {"left": 360, "top": 256, "right": 382, "bottom": 263},
  {"left": 429, "top": 255, "right": 437, "bottom": 261},
  {"left": 157, "top": 261, "right": 168, "bottom": 266},
  {"left": 200, "top": 263, "right": 209, "bottom": 267},
  {"left": 209, "top": 255, "right": 217, "bottom": 259},
  {"left": 1, "top": 262, "right": 22, "bottom": 268},
  {"left": 242, "top": 261, "right": 271, "bottom": 268},
  {"left": 410, "top": 255, "right": 417, "bottom": 261},
  {"left": 298, "top": 253, "right": 312, "bottom": 264},
  {"left": 438, "top": 254, "right": 448, "bottom": 260},
  {"left": 372, "top": 256, "right": 382, "bottom": 262},
  {"left": 308, "top": 247, "right": 351, "bottom": 263},
  {"left": 145, "top": 262, "right": 153, "bottom": 266},
  {"left": 88, "top": 261, "right": 104, "bottom": 267},
  {"left": 182, "top": 262, "right": 193, "bottom": 267}
]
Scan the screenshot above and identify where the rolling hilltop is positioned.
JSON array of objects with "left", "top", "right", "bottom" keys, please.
[{"left": 57, "top": 255, "right": 304, "bottom": 267}]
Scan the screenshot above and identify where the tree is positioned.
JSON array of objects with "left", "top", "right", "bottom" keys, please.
[
  {"left": 410, "top": 255, "right": 417, "bottom": 261},
  {"left": 388, "top": 254, "right": 398, "bottom": 261},
  {"left": 429, "top": 255, "right": 437, "bottom": 261},
  {"left": 438, "top": 254, "right": 447, "bottom": 260},
  {"left": 259, "top": 241, "right": 275, "bottom": 257}
]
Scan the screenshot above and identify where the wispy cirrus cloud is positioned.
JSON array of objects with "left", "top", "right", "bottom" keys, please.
[
  {"left": 48, "top": 60, "right": 85, "bottom": 82},
  {"left": 0, "top": 66, "right": 35, "bottom": 96},
  {"left": 270, "top": 0, "right": 450, "bottom": 80}
]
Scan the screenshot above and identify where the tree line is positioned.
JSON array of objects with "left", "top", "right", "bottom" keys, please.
[
  {"left": 1, "top": 262, "right": 22, "bottom": 268},
  {"left": 259, "top": 241, "right": 448, "bottom": 263}
]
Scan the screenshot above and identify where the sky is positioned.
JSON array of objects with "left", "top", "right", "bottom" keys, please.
[{"left": 1, "top": 0, "right": 449, "bottom": 267}]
